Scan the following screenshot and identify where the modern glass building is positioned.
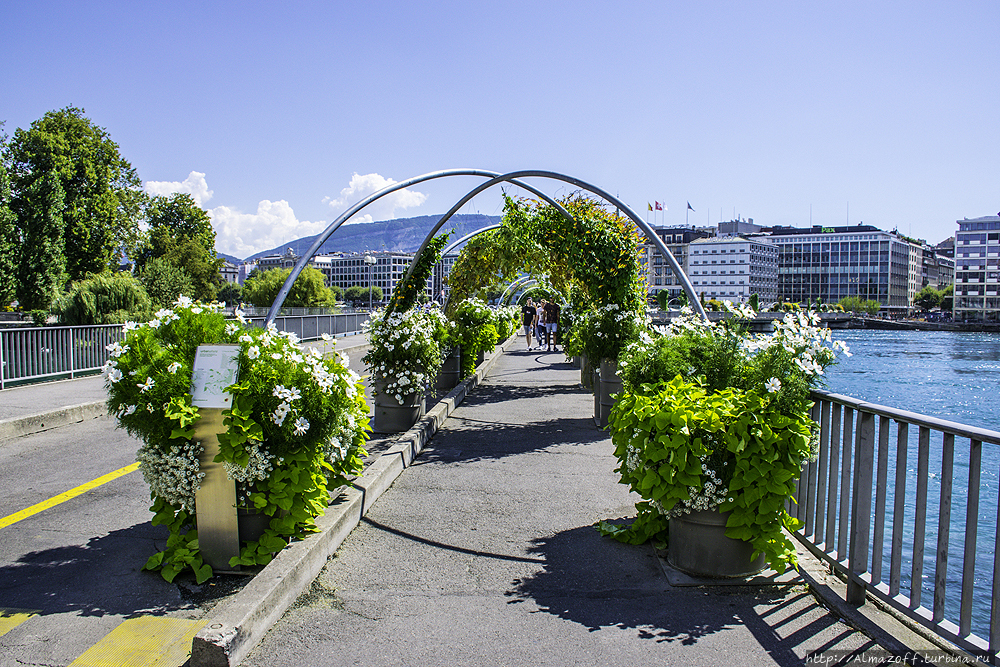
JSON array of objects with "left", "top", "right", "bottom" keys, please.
[
  {"left": 953, "top": 215, "right": 1000, "bottom": 322},
  {"left": 768, "top": 225, "right": 913, "bottom": 316}
]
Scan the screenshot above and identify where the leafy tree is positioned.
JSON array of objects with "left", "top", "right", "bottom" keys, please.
[
  {"left": 940, "top": 285, "right": 953, "bottom": 311},
  {"left": 217, "top": 281, "right": 242, "bottom": 306},
  {"left": 15, "top": 171, "right": 66, "bottom": 311},
  {"left": 344, "top": 285, "right": 383, "bottom": 303},
  {"left": 242, "top": 267, "right": 333, "bottom": 308},
  {"left": 52, "top": 272, "right": 152, "bottom": 325},
  {"left": 4, "top": 107, "right": 144, "bottom": 281},
  {"left": 914, "top": 285, "right": 941, "bottom": 311},
  {"left": 838, "top": 296, "right": 881, "bottom": 316},
  {"left": 139, "top": 256, "right": 195, "bottom": 308},
  {"left": 0, "top": 125, "right": 17, "bottom": 305},
  {"left": 159, "top": 236, "right": 222, "bottom": 302}
]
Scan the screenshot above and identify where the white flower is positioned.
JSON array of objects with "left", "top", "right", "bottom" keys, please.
[
  {"left": 108, "top": 368, "right": 123, "bottom": 383},
  {"left": 293, "top": 417, "right": 310, "bottom": 436},
  {"left": 271, "top": 353, "right": 282, "bottom": 360},
  {"left": 167, "top": 362, "right": 183, "bottom": 374},
  {"left": 123, "top": 321, "right": 139, "bottom": 332},
  {"left": 321, "top": 333, "right": 332, "bottom": 341},
  {"left": 239, "top": 334, "right": 252, "bottom": 343},
  {"left": 226, "top": 322, "right": 239, "bottom": 335},
  {"left": 765, "top": 377, "right": 782, "bottom": 393},
  {"left": 234, "top": 308, "right": 247, "bottom": 323},
  {"left": 190, "top": 306, "right": 203, "bottom": 314},
  {"left": 122, "top": 404, "right": 137, "bottom": 416},
  {"left": 106, "top": 341, "right": 129, "bottom": 358},
  {"left": 247, "top": 346, "right": 260, "bottom": 360},
  {"left": 138, "top": 377, "right": 155, "bottom": 392},
  {"left": 174, "top": 295, "right": 193, "bottom": 308}
]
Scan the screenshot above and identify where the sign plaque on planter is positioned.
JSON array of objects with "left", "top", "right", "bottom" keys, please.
[{"left": 191, "top": 345, "right": 241, "bottom": 571}]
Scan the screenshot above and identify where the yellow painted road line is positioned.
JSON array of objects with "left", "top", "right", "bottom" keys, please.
[
  {"left": 69, "top": 616, "right": 206, "bottom": 667},
  {"left": 0, "top": 462, "right": 140, "bottom": 530},
  {"left": 0, "top": 608, "right": 39, "bottom": 638}
]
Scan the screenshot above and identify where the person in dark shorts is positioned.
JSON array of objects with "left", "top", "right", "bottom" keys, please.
[
  {"left": 543, "top": 300, "right": 561, "bottom": 351},
  {"left": 521, "top": 298, "right": 537, "bottom": 350}
]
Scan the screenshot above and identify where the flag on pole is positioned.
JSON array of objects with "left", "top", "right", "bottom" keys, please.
[
  {"left": 655, "top": 201, "right": 662, "bottom": 211},
  {"left": 648, "top": 203, "right": 652, "bottom": 211},
  {"left": 687, "top": 202, "right": 695, "bottom": 212}
]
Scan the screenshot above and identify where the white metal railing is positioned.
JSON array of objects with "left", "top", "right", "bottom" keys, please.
[
  {"left": 0, "top": 312, "right": 370, "bottom": 389},
  {"left": 792, "top": 390, "right": 1000, "bottom": 662}
]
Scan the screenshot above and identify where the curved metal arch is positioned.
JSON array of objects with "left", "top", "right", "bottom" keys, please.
[
  {"left": 440, "top": 223, "right": 501, "bottom": 257},
  {"left": 266, "top": 168, "right": 501, "bottom": 324},
  {"left": 404, "top": 169, "right": 707, "bottom": 320},
  {"left": 500, "top": 276, "right": 537, "bottom": 305}
]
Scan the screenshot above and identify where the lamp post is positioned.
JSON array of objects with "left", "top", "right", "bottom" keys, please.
[{"left": 364, "top": 253, "right": 376, "bottom": 310}]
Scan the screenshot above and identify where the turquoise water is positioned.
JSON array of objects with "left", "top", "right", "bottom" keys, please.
[{"left": 819, "top": 330, "right": 1000, "bottom": 642}]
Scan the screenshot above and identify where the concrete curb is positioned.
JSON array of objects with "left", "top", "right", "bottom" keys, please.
[
  {"left": 191, "top": 336, "right": 517, "bottom": 667},
  {"left": 0, "top": 401, "right": 107, "bottom": 442}
]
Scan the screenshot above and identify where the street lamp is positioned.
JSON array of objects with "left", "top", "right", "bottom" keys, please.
[{"left": 364, "top": 253, "right": 377, "bottom": 310}]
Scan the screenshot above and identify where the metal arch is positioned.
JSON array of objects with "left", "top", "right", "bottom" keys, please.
[
  {"left": 265, "top": 168, "right": 502, "bottom": 324},
  {"left": 500, "top": 277, "right": 537, "bottom": 305},
  {"left": 401, "top": 174, "right": 575, "bottom": 285},
  {"left": 440, "top": 223, "right": 501, "bottom": 257},
  {"left": 400, "top": 169, "right": 707, "bottom": 320}
]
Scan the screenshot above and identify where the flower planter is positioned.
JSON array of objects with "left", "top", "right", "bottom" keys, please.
[
  {"left": 580, "top": 354, "right": 594, "bottom": 390},
  {"left": 667, "top": 508, "right": 766, "bottom": 578},
  {"left": 373, "top": 379, "right": 425, "bottom": 433},
  {"left": 475, "top": 349, "right": 485, "bottom": 367},
  {"left": 597, "top": 358, "right": 622, "bottom": 428},
  {"left": 434, "top": 346, "right": 461, "bottom": 390}
]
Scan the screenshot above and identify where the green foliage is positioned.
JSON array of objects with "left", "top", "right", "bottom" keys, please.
[
  {"left": 217, "top": 281, "right": 242, "bottom": 307},
  {"left": 606, "top": 376, "right": 812, "bottom": 571},
  {"left": 139, "top": 257, "right": 195, "bottom": 308},
  {"left": 0, "top": 138, "right": 17, "bottom": 305},
  {"left": 52, "top": 271, "right": 152, "bottom": 325},
  {"left": 15, "top": 170, "right": 66, "bottom": 311},
  {"left": 4, "top": 106, "right": 144, "bottom": 281},
  {"left": 655, "top": 290, "right": 669, "bottom": 310},
  {"left": 137, "top": 193, "right": 221, "bottom": 301},
  {"left": 105, "top": 299, "right": 370, "bottom": 581},
  {"left": 914, "top": 285, "right": 942, "bottom": 311},
  {"left": 517, "top": 286, "right": 554, "bottom": 305},
  {"left": 837, "top": 296, "right": 881, "bottom": 316},
  {"left": 451, "top": 298, "right": 498, "bottom": 377},
  {"left": 242, "top": 267, "right": 333, "bottom": 308},
  {"left": 387, "top": 233, "right": 449, "bottom": 315},
  {"left": 344, "top": 285, "right": 383, "bottom": 303}
]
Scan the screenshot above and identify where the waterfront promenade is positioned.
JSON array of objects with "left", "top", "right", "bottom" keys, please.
[{"left": 0, "top": 337, "right": 935, "bottom": 666}]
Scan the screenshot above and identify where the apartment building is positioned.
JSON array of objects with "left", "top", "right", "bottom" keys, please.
[
  {"left": 953, "top": 215, "right": 1000, "bottom": 322},
  {"left": 686, "top": 235, "right": 779, "bottom": 303}
]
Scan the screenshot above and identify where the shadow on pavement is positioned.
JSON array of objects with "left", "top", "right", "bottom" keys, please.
[
  {"left": 0, "top": 523, "right": 246, "bottom": 618},
  {"left": 506, "top": 525, "right": 879, "bottom": 663}
]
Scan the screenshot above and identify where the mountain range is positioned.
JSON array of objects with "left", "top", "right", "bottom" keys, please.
[{"left": 216, "top": 213, "right": 503, "bottom": 265}]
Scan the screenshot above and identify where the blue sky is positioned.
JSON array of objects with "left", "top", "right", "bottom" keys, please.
[{"left": 3, "top": 1, "right": 998, "bottom": 258}]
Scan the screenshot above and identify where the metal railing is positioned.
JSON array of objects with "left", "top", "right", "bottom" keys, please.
[
  {"left": 0, "top": 324, "right": 124, "bottom": 390},
  {"left": 0, "top": 313, "right": 370, "bottom": 389},
  {"left": 792, "top": 390, "right": 1000, "bottom": 661}
]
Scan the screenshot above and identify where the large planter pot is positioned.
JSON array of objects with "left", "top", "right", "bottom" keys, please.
[
  {"left": 475, "top": 349, "right": 485, "bottom": 367},
  {"left": 667, "top": 508, "right": 766, "bottom": 578},
  {"left": 435, "top": 346, "right": 461, "bottom": 390},
  {"left": 597, "top": 358, "right": 622, "bottom": 428},
  {"left": 373, "top": 379, "right": 424, "bottom": 433}
]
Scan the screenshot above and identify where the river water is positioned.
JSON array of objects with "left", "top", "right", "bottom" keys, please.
[{"left": 819, "top": 330, "right": 1000, "bottom": 642}]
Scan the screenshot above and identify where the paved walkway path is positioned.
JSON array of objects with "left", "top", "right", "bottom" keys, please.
[{"left": 242, "top": 347, "right": 878, "bottom": 666}]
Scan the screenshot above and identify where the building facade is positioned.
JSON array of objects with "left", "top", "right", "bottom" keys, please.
[
  {"left": 953, "top": 215, "right": 1000, "bottom": 322},
  {"left": 686, "top": 235, "right": 779, "bottom": 303},
  {"left": 767, "top": 225, "right": 914, "bottom": 316},
  {"left": 642, "top": 227, "right": 711, "bottom": 301}
]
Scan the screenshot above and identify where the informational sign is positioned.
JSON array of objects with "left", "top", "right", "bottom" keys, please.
[{"left": 190, "top": 345, "right": 240, "bottom": 408}]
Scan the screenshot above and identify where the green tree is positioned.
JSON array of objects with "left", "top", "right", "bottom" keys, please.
[
  {"left": 217, "top": 281, "right": 242, "bottom": 306},
  {"left": 940, "top": 284, "right": 953, "bottom": 311},
  {"left": 139, "top": 256, "right": 195, "bottom": 308},
  {"left": 159, "top": 236, "right": 222, "bottom": 302},
  {"left": 52, "top": 272, "right": 152, "bottom": 325},
  {"left": 0, "top": 125, "right": 17, "bottom": 305},
  {"left": 914, "top": 285, "right": 941, "bottom": 311},
  {"left": 137, "top": 193, "right": 221, "bottom": 302},
  {"left": 4, "top": 107, "right": 144, "bottom": 281},
  {"left": 344, "top": 285, "right": 383, "bottom": 303},
  {"left": 242, "top": 267, "right": 333, "bottom": 308},
  {"left": 15, "top": 171, "right": 66, "bottom": 311}
]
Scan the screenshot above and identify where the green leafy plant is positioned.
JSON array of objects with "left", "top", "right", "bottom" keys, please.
[
  {"left": 601, "top": 305, "right": 851, "bottom": 572},
  {"left": 104, "top": 297, "right": 369, "bottom": 580},
  {"left": 363, "top": 307, "right": 442, "bottom": 401},
  {"left": 451, "top": 298, "right": 498, "bottom": 377}
]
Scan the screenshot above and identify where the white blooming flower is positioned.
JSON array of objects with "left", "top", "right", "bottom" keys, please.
[
  {"left": 106, "top": 341, "right": 129, "bottom": 358},
  {"left": 765, "top": 377, "right": 782, "bottom": 393},
  {"left": 234, "top": 308, "right": 247, "bottom": 323},
  {"left": 247, "top": 346, "right": 260, "bottom": 360},
  {"left": 108, "top": 368, "right": 123, "bottom": 383},
  {"left": 226, "top": 322, "right": 239, "bottom": 335},
  {"left": 239, "top": 334, "right": 252, "bottom": 343},
  {"left": 122, "top": 404, "right": 137, "bottom": 416},
  {"left": 293, "top": 417, "right": 310, "bottom": 436},
  {"left": 138, "top": 377, "right": 155, "bottom": 392},
  {"left": 167, "top": 362, "right": 183, "bottom": 374},
  {"left": 321, "top": 333, "right": 332, "bottom": 341},
  {"left": 174, "top": 295, "right": 193, "bottom": 308}
]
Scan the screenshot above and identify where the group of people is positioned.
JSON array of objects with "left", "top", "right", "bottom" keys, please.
[{"left": 520, "top": 297, "right": 561, "bottom": 352}]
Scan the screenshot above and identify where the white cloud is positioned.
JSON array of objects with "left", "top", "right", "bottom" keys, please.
[
  {"left": 143, "top": 171, "right": 214, "bottom": 206},
  {"left": 209, "top": 200, "right": 328, "bottom": 259},
  {"left": 322, "top": 172, "right": 427, "bottom": 224}
]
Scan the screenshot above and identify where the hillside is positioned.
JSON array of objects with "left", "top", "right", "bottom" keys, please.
[{"left": 233, "top": 213, "right": 502, "bottom": 263}]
